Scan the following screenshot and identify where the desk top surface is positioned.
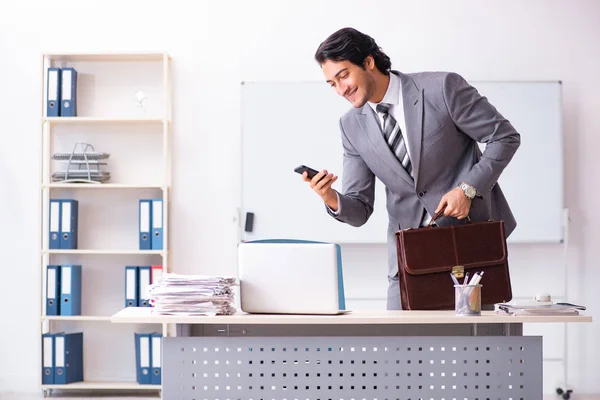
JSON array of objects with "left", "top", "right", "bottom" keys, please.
[{"left": 111, "top": 308, "right": 592, "bottom": 325}]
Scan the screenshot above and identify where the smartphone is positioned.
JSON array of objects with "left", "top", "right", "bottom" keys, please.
[{"left": 294, "top": 164, "right": 320, "bottom": 179}]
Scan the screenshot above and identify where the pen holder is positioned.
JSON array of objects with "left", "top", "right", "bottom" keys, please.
[{"left": 454, "top": 284, "right": 482, "bottom": 316}]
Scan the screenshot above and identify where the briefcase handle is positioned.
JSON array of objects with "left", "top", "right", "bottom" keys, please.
[{"left": 428, "top": 204, "right": 472, "bottom": 227}]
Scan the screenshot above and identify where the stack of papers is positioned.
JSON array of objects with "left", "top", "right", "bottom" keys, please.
[
  {"left": 495, "top": 302, "right": 586, "bottom": 316},
  {"left": 148, "top": 273, "right": 237, "bottom": 316}
]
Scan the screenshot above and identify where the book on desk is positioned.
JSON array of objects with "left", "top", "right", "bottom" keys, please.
[{"left": 495, "top": 302, "right": 586, "bottom": 316}]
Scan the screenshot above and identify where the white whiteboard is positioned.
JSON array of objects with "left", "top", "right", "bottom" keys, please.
[{"left": 240, "top": 80, "right": 563, "bottom": 244}]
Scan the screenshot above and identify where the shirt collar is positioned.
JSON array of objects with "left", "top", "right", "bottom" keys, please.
[{"left": 368, "top": 72, "right": 400, "bottom": 112}]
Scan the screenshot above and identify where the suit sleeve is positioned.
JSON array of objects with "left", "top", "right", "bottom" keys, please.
[
  {"left": 442, "top": 73, "right": 521, "bottom": 194},
  {"left": 325, "top": 118, "right": 376, "bottom": 227}
]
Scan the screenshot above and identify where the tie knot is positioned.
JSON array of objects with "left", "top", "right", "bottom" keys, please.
[{"left": 376, "top": 103, "right": 391, "bottom": 114}]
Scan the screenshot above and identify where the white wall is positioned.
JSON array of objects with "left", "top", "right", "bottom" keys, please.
[{"left": 0, "top": 0, "right": 599, "bottom": 395}]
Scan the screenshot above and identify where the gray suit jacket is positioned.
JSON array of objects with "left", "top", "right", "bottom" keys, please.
[{"left": 329, "top": 71, "right": 521, "bottom": 278}]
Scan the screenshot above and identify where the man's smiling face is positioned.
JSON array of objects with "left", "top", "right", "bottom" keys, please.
[{"left": 322, "top": 57, "right": 377, "bottom": 108}]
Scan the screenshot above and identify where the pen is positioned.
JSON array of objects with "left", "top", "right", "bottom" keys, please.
[
  {"left": 468, "top": 272, "right": 480, "bottom": 285},
  {"left": 474, "top": 271, "right": 485, "bottom": 284},
  {"left": 450, "top": 272, "right": 460, "bottom": 286},
  {"left": 463, "top": 272, "right": 470, "bottom": 285},
  {"left": 468, "top": 271, "right": 484, "bottom": 310}
]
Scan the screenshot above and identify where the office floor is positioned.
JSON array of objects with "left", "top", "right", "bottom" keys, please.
[
  {"left": 2, "top": 394, "right": 600, "bottom": 400},
  {"left": 0, "top": 394, "right": 157, "bottom": 400}
]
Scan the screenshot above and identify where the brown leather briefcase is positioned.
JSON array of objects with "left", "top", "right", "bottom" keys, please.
[{"left": 394, "top": 210, "right": 513, "bottom": 310}]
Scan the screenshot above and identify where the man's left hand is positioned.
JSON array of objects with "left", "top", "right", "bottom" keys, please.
[{"left": 435, "top": 187, "right": 471, "bottom": 220}]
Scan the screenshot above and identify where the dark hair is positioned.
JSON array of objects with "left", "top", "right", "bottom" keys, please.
[{"left": 314, "top": 27, "right": 391, "bottom": 74}]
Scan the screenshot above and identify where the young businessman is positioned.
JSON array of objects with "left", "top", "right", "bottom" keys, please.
[{"left": 302, "top": 27, "right": 521, "bottom": 310}]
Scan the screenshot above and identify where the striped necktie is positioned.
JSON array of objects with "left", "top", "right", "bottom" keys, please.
[
  {"left": 376, "top": 103, "right": 431, "bottom": 226},
  {"left": 376, "top": 102, "right": 412, "bottom": 177}
]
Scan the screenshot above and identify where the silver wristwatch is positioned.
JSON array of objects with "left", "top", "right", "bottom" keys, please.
[{"left": 459, "top": 182, "right": 477, "bottom": 199}]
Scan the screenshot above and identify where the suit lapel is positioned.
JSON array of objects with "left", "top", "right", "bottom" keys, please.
[
  {"left": 354, "top": 103, "right": 413, "bottom": 186},
  {"left": 396, "top": 71, "right": 423, "bottom": 186}
]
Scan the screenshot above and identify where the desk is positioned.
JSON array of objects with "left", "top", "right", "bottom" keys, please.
[{"left": 112, "top": 308, "right": 591, "bottom": 399}]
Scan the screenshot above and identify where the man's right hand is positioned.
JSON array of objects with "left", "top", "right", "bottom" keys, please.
[{"left": 302, "top": 170, "right": 339, "bottom": 211}]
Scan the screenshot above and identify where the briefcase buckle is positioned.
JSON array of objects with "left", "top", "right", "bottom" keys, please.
[{"left": 452, "top": 266, "right": 465, "bottom": 279}]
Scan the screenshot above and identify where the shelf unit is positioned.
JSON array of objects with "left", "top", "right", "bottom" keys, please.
[
  {"left": 43, "top": 184, "right": 167, "bottom": 189},
  {"left": 42, "top": 316, "right": 113, "bottom": 322},
  {"left": 39, "top": 381, "right": 161, "bottom": 391},
  {"left": 43, "top": 250, "right": 167, "bottom": 255},
  {"left": 43, "top": 116, "right": 166, "bottom": 124},
  {"left": 40, "top": 52, "right": 171, "bottom": 397}
]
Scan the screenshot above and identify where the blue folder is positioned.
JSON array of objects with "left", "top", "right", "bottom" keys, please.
[
  {"left": 46, "top": 265, "right": 61, "bottom": 316},
  {"left": 60, "top": 199, "right": 78, "bottom": 249},
  {"left": 139, "top": 200, "right": 152, "bottom": 250},
  {"left": 41, "top": 333, "right": 55, "bottom": 384},
  {"left": 138, "top": 266, "right": 152, "bottom": 307},
  {"left": 60, "top": 67, "right": 77, "bottom": 117},
  {"left": 49, "top": 200, "right": 61, "bottom": 249},
  {"left": 125, "top": 266, "right": 139, "bottom": 307},
  {"left": 135, "top": 333, "right": 152, "bottom": 384},
  {"left": 53, "top": 332, "right": 83, "bottom": 384},
  {"left": 150, "top": 333, "right": 162, "bottom": 384},
  {"left": 151, "top": 198, "right": 163, "bottom": 250},
  {"left": 60, "top": 265, "right": 82, "bottom": 316},
  {"left": 46, "top": 68, "right": 61, "bottom": 117}
]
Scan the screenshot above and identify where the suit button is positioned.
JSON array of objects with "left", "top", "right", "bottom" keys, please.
[{"left": 418, "top": 191, "right": 425, "bottom": 197}]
